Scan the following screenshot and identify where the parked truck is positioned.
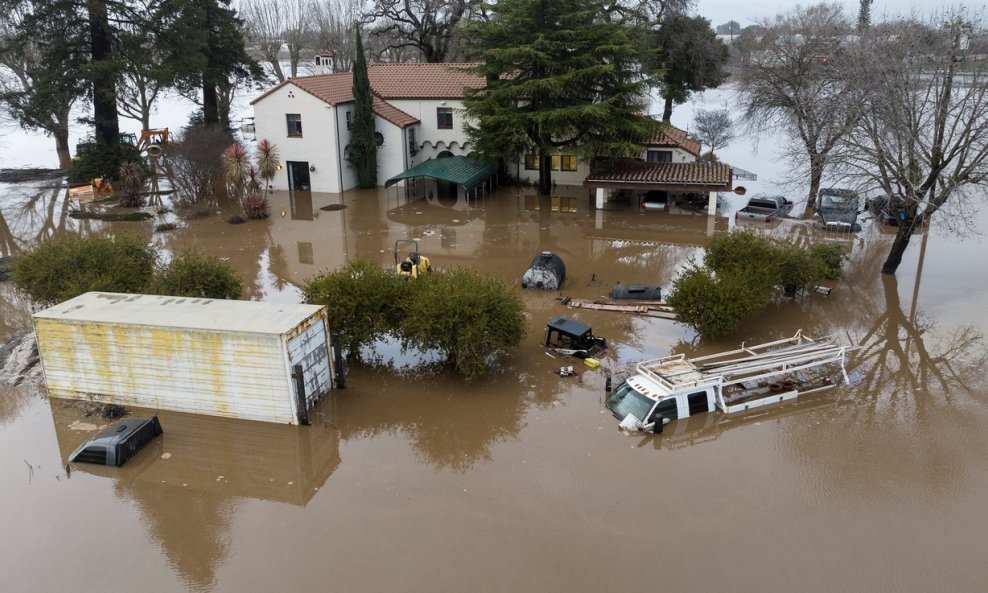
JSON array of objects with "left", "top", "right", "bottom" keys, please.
[
  {"left": 815, "top": 188, "right": 862, "bottom": 232},
  {"left": 604, "top": 331, "right": 854, "bottom": 433},
  {"left": 735, "top": 194, "right": 793, "bottom": 222}
]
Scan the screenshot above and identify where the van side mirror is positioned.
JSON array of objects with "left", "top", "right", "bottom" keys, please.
[{"left": 649, "top": 413, "right": 665, "bottom": 434}]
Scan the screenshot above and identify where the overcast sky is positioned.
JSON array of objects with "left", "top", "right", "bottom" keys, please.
[{"left": 695, "top": 0, "right": 979, "bottom": 28}]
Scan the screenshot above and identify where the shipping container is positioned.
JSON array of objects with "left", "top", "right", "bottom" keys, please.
[{"left": 33, "top": 292, "right": 336, "bottom": 425}]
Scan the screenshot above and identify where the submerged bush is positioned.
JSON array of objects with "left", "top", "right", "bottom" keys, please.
[
  {"left": 147, "top": 251, "right": 243, "bottom": 299},
  {"left": 241, "top": 193, "right": 270, "bottom": 219},
  {"left": 667, "top": 264, "right": 775, "bottom": 338},
  {"left": 668, "top": 230, "right": 847, "bottom": 338},
  {"left": 303, "top": 261, "right": 525, "bottom": 379},
  {"left": 400, "top": 268, "right": 525, "bottom": 379},
  {"left": 11, "top": 234, "right": 156, "bottom": 305},
  {"left": 303, "top": 258, "right": 411, "bottom": 356},
  {"left": 808, "top": 243, "right": 846, "bottom": 279}
]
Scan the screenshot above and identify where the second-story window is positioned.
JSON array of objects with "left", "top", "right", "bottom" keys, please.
[
  {"left": 346, "top": 110, "right": 353, "bottom": 130},
  {"left": 286, "top": 113, "right": 302, "bottom": 137},
  {"left": 408, "top": 127, "right": 418, "bottom": 155},
  {"left": 437, "top": 107, "right": 453, "bottom": 129}
]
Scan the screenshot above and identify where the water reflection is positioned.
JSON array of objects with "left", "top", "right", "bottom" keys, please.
[
  {"left": 336, "top": 366, "right": 536, "bottom": 472},
  {"left": 48, "top": 401, "right": 341, "bottom": 591}
]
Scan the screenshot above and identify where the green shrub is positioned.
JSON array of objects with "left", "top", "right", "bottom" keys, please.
[
  {"left": 147, "top": 251, "right": 243, "bottom": 299},
  {"left": 774, "top": 242, "right": 824, "bottom": 295},
  {"left": 11, "top": 234, "right": 156, "bottom": 305},
  {"left": 667, "top": 263, "right": 775, "bottom": 338},
  {"left": 303, "top": 262, "right": 525, "bottom": 379},
  {"left": 668, "top": 231, "right": 849, "bottom": 338},
  {"left": 808, "top": 243, "right": 846, "bottom": 279},
  {"left": 302, "top": 258, "right": 410, "bottom": 356},
  {"left": 704, "top": 229, "right": 777, "bottom": 273},
  {"left": 399, "top": 268, "right": 526, "bottom": 380}
]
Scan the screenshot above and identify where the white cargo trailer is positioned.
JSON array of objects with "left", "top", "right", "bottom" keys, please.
[{"left": 33, "top": 292, "right": 336, "bottom": 425}]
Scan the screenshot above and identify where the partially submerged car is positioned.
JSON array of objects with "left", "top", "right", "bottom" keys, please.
[
  {"left": 815, "top": 188, "right": 862, "bottom": 232},
  {"left": 641, "top": 190, "right": 670, "bottom": 211},
  {"left": 736, "top": 194, "right": 793, "bottom": 223}
]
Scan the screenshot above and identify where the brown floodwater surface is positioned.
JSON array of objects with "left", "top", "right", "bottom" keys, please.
[{"left": 1, "top": 182, "right": 988, "bottom": 592}]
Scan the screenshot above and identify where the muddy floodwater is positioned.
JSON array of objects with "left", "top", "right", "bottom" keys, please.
[{"left": 2, "top": 179, "right": 988, "bottom": 593}]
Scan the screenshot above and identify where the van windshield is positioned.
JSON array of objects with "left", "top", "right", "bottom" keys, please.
[{"left": 605, "top": 382, "right": 653, "bottom": 422}]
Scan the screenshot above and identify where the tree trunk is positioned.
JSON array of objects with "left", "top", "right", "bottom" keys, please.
[
  {"left": 88, "top": 0, "right": 120, "bottom": 147},
  {"left": 538, "top": 150, "right": 552, "bottom": 196},
  {"left": 54, "top": 126, "right": 72, "bottom": 170},
  {"left": 203, "top": 83, "right": 219, "bottom": 126},
  {"left": 662, "top": 96, "right": 673, "bottom": 122},
  {"left": 881, "top": 223, "right": 914, "bottom": 274},
  {"left": 807, "top": 152, "right": 825, "bottom": 210},
  {"left": 270, "top": 58, "right": 285, "bottom": 83}
]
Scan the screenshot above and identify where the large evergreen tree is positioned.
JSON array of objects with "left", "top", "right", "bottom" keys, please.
[
  {"left": 348, "top": 29, "right": 377, "bottom": 188},
  {"left": 651, "top": 14, "right": 729, "bottom": 122},
  {"left": 158, "top": 0, "right": 260, "bottom": 127},
  {"left": 463, "top": 0, "right": 657, "bottom": 196},
  {"left": 0, "top": 3, "right": 87, "bottom": 168}
]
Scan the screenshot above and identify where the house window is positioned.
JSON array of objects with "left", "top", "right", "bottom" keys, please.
[
  {"left": 286, "top": 114, "right": 302, "bottom": 137},
  {"left": 524, "top": 154, "right": 538, "bottom": 170},
  {"left": 297, "top": 242, "right": 314, "bottom": 265},
  {"left": 408, "top": 127, "right": 418, "bottom": 155},
  {"left": 560, "top": 155, "right": 578, "bottom": 171},
  {"left": 550, "top": 155, "right": 560, "bottom": 171},
  {"left": 437, "top": 107, "right": 453, "bottom": 129},
  {"left": 647, "top": 150, "right": 673, "bottom": 163},
  {"left": 346, "top": 110, "right": 352, "bottom": 130}
]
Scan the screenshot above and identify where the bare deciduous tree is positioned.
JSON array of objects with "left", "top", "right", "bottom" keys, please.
[
  {"left": 313, "top": 0, "right": 359, "bottom": 72},
  {"left": 835, "top": 12, "right": 988, "bottom": 274},
  {"left": 242, "top": 0, "right": 313, "bottom": 81},
  {"left": 692, "top": 107, "right": 734, "bottom": 157},
  {"left": 736, "top": 3, "right": 859, "bottom": 209},
  {"left": 362, "top": 0, "right": 480, "bottom": 62}
]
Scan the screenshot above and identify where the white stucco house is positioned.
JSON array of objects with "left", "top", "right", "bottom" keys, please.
[
  {"left": 251, "top": 61, "right": 732, "bottom": 212},
  {"left": 251, "top": 63, "right": 484, "bottom": 193}
]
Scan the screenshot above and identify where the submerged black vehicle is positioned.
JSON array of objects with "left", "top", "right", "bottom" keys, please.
[
  {"left": 69, "top": 416, "right": 163, "bottom": 467},
  {"left": 544, "top": 316, "right": 606, "bottom": 358},
  {"left": 815, "top": 188, "right": 862, "bottom": 232}
]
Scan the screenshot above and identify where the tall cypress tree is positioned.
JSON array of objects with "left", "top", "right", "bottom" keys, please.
[{"left": 348, "top": 28, "right": 377, "bottom": 188}]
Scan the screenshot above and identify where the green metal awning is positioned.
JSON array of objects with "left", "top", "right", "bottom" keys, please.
[{"left": 385, "top": 156, "right": 498, "bottom": 192}]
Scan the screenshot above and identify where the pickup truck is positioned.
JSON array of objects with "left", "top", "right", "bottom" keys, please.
[
  {"left": 815, "top": 188, "right": 862, "bottom": 232},
  {"left": 735, "top": 194, "right": 792, "bottom": 222},
  {"left": 604, "top": 331, "right": 854, "bottom": 433}
]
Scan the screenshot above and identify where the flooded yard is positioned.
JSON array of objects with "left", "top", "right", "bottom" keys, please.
[{"left": 2, "top": 170, "right": 988, "bottom": 592}]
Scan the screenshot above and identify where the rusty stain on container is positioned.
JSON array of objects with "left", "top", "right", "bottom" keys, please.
[{"left": 32, "top": 292, "right": 335, "bottom": 424}]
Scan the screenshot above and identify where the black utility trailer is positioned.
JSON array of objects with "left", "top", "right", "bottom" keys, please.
[{"left": 544, "top": 316, "right": 606, "bottom": 358}]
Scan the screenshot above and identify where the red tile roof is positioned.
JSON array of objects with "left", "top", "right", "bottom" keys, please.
[
  {"left": 367, "top": 63, "right": 484, "bottom": 99},
  {"left": 251, "top": 63, "right": 484, "bottom": 127},
  {"left": 647, "top": 126, "right": 702, "bottom": 156},
  {"left": 585, "top": 161, "right": 732, "bottom": 188},
  {"left": 371, "top": 97, "right": 419, "bottom": 127}
]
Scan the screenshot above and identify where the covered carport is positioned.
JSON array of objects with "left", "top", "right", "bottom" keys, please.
[
  {"left": 585, "top": 160, "right": 734, "bottom": 216},
  {"left": 385, "top": 155, "right": 499, "bottom": 201}
]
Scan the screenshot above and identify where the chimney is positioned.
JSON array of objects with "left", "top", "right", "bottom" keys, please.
[{"left": 314, "top": 51, "right": 335, "bottom": 75}]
